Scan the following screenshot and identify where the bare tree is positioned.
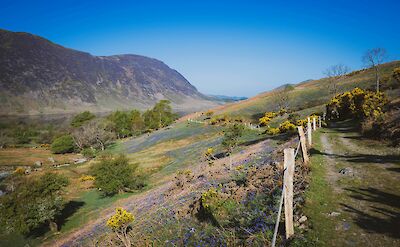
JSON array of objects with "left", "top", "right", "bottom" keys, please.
[
  {"left": 324, "top": 64, "right": 351, "bottom": 97},
  {"left": 72, "top": 121, "right": 115, "bottom": 151},
  {"left": 274, "top": 85, "right": 293, "bottom": 111},
  {"left": 362, "top": 48, "right": 387, "bottom": 92}
]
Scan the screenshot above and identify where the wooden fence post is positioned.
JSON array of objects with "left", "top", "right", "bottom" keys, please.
[
  {"left": 284, "top": 148, "right": 295, "bottom": 239},
  {"left": 307, "top": 117, "right": 312, "bottom": 146},
  {"left": 313, "top": 117, "right": 316, "bottom": 131},
  {"left": 297, "top": 126, "right": 309, "bottom": 164},
  {"left": 318, "top": 116, "right": 322, "bottom": 128}
]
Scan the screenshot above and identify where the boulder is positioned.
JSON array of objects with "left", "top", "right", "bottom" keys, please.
[{"left": 34, "top": 161, "right": 42, "bottom": 167}]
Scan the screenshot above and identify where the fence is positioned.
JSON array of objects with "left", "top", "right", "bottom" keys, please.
[{"left": 271, "top": 116, "right": 321, "bottom": 247}]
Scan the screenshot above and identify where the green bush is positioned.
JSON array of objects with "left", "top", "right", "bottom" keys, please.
[
  {"left": 51, "top": 134, "right": 75, "bottom": 154},
  {"left": 0, "top": 173, "right": 69, "bottom": 234},
  {"left": 91, "top": 155, "right": 145, "bottom": 196},
  {"left": 81, "top": 148, "right": 96, "bottom": 158},
  {"left": 71, "top": 111, "right": 95, "bottom": 128}
]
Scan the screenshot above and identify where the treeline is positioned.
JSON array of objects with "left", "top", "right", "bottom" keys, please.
[
  {"left": 52, "top": 100, "right": 177, "bottom": 154},
  {"left": 0, "top": 100, "right": 177, "bottom": 155}
]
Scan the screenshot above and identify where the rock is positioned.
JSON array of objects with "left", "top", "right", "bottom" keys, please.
[
  {"left": 299, "top": 215, "right": 307, "bottom": 223},
  {"left": 34, "top": 161, "right": 42, "bottom": 167},
  {"left": 339, "top": 167, "right": 353, "bottom": 175},
  {"left": 328, "top": 211, "right": 341, "bottom": 217},
  {"left": 299, "top": 224, "right": 306, "bottom": 229},
  {"left": 74, "top": 158, "right": 87, "bottom": 164},
  {"left": 48, "top": 157, "right": 55, "bottom": 163},
  {"left": 24, "top": 168, "right": 32, "bottom": 175}
]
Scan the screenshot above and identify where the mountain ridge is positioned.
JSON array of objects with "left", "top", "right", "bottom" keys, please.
[{"left": 0, "top": 29, "right": 219, "bottom": 115}]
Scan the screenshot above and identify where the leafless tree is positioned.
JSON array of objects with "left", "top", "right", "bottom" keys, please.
[
  {"left": 274, "top": 85, "right": 293, "bottom": 111},
  {"left": 362, "top": 48, "right": 387, "bottom": 92},
  {"left": 72, "top": 121, "right": 115, "bottom": 151},
  {"left": 324, "top": 64, "right": 351, "bottom": 97}
]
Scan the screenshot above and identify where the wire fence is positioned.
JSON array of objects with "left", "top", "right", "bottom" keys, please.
[{"left": 271, "top": 117, "right": 320, "bottom": 247}]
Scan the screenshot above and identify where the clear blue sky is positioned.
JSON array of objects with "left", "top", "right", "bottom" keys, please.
[{"left": 1, "top": 0, "right": 399, "bottom": 97}]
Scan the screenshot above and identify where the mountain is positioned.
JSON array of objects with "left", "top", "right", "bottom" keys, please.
[{"left": 0, "top": 29, "right": 219, "bottom": 115}]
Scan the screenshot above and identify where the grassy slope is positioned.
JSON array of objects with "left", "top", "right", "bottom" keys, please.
[{"left": 205, "top": 61, "right": 400, "bottom": 122}]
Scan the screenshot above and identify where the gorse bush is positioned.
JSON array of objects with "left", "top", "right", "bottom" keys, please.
[
  {"left": 326, "top": 87, "right": 387, "bottom": 120},
  {"left": 51, "top": 134, "right": 75, "bottom": 154}
]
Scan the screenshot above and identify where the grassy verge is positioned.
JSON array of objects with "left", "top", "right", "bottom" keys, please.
[{"left": 292, "top": 130, "right": 337, "bottom": 246}]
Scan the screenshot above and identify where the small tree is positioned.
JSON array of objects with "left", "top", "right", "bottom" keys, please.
[
  {"left": 72, "top": 121, "right": 115, "bottom": 151},
  {"left": 51, "top": 134, "right": 75, "bottom": 154},
  {"left": 324, "top": 64, "right": 351, "bottom": 97},
  {"left": 393, "top": 68, "right": 400, "bottom": 85},
  {"left": 91, "top": 155, "right": 143, "bottom": 196},
  {"left": 362, "top": 48, "right": 387, "bottom": 92},
  {"left": 222, "top": 123, "right": 244, "bottom": 169},
  {"left": 0, "top": 173, "right": 69, "bottom": 234},
  {"left": 71, "top": 111, "right": 96, "bottom": 128},
  {"left": 274, "top": 85, "right": 293, "bottom": 111}
]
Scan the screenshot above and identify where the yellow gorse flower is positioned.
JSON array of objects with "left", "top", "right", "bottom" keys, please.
[{"left": 106, "top": 207, "right": 134, "bottom": 230}]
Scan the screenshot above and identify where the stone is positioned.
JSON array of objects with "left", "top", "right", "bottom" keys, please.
[
  {"left": 74, "top": 158, "right": 87, "bottom": 164},
  {"left": 339, "top": 167, "right": 353, "bottom": 175},
  {"left": 24, "top": 168, "right": 32, "bottom": 175},
  {"left": 48, "top": 157, "right": 55, "bottom": 163},
  {"left": 328, "top": 211, "right": 341, "bottom": 217},
  {"left": 34, "top": 161, "right": 42, "bottom": 167},
  {"left": 299, "top": 215, "right": 308, "bottom": 223}
]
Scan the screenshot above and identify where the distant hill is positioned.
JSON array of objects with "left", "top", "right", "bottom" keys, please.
[
  {"left": 0, "top": 29, "right": 219, "bottom": 115},
  {"left": 207, "top": 95, "right": 248, "bottom": 102}
]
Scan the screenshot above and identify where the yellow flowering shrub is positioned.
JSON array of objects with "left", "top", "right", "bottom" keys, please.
[
  {"left": 79, "top": 175, "right": 95, "bottom": 182},
  {"left": 201, "top": 187, "right": 219, "bottom": 210},
  {"left": 235, "top": 165, "right": 244, "bottom": 171},
  {"left": 106, "top": 207, "right": 134, "bottom": 231},
  {"left": 14, "top": 167, "right": 25, "bottom": 175},
  {"left": 326, "top": 87, "right": 387, "bottom": 120},
  {"left": 258, "top": 111, "right": 277, "bottom": 126},
  {"left": 266, "top": 127, "right": 280, "bottom": 135},
  {"left": 278, "top": 120, "right": 296, "bottom": 133}
]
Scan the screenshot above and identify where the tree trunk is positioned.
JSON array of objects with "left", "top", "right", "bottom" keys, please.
[
  {"left": 49, "top": 221, "right": 58, "bottom": 232},
  {"left": 375, "top": 66, "right": 380, "bottom": 93}
]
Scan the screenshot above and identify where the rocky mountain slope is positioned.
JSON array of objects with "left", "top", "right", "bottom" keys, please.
[{"left": 0, "top": 29, "right": 218, "bottom": 115}]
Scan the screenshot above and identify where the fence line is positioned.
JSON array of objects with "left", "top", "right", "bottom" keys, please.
[{"left": 271, "top": 116, "right": 322, "bottom": 247}]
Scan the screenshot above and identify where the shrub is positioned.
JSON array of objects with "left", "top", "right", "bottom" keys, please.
[
  {"left": 258, "top": 112, "right": 277, "bottom": 126},
  {"left": 71, "top": 111, "right": 96, "bottom": 128},
  {"left": 326, "top": 87, "right": 387, "bottom": 121},
  {"left": 81, "top": 148, "right": 96, "bottom": 158},
  {"left": 80, "top": 175, "right": 95, "bottom": 182},
  {"left": 51, "top": 134, "right": 75, "bottom": 154},
  {"left": 278, "top": 120, "right": 296, "bottom": 134},
  {"left": 91, "top": 155, "right": 145, "bottom": 196},
  {"left": 266, "top": 127, "right": 280, "bottom": 135},
  {"left": 0, "top": 173, "right": 69, "bottom": 234}
]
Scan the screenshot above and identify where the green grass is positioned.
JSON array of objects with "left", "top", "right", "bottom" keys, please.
[{"left": 293, "top": 130, "right": 338, "bottom": 246}]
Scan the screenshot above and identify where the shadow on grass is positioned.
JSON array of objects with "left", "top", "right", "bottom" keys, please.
[
  {"left": 309, "top": 148, "right": 400, "bottom": 164},
  {"left": 340, "top": 187, "right": 400, "bottom": 239}
]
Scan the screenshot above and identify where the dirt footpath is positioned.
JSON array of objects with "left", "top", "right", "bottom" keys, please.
[{"left": 319, "top": 121, "right": 400, "bottom": 247}]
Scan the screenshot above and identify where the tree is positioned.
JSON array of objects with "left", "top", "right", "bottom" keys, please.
[
  {"left": 107, "top": 111, "right": 132, "bottom": 138},
  {"left": 51, "top": 134, "right": 75, "bottom": 154},
  {"left": 362, "top": 48, "right": 387, "bottom": 92},
  {"left": 0, "top": 173, "right": 69, "bottom": 234},
  {"left": 274, "top": 85, "right": 293, "bottom": 111},
  {"left": 143, "top": 100, "right": 177, "bottom": 130},
  {"left": 91, "top": 155, "right": 144, "bottom": 196},
  {"left": 70, "top": 111, "right": 96, "bottom": 128},
  {"left": 129, "top": 109, "right": 145, "bottom": 135},
  {"left": 72, "top": 121, "right": 115, "bottom": 151},
  {"left": 393, "top": 68, "right": 400, "bottom": 85},
  {"left": 222, "top": 123, "right": 244, "bottom": 169},
  {"left": 324, "top": 64, "right": 351, "bottom": 97}
]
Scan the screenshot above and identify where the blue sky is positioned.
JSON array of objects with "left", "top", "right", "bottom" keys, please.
[{"left": 1, "top": 0, "right": 399, "bottom": 97}]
